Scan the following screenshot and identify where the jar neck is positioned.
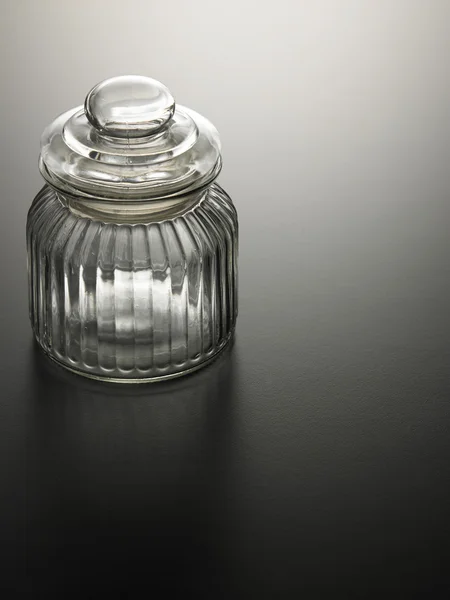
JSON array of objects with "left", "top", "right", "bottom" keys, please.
[{"left": 56, "top": 187, "right": 208, "bottom": 224}]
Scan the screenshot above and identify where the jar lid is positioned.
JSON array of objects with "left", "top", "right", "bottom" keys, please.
[{"left": 39, "top": 75, "right": 222, "bottom": 200}]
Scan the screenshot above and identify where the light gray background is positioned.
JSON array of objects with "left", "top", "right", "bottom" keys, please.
[{"left": 1, "top": 1, "right": 450, "bottom": 596}]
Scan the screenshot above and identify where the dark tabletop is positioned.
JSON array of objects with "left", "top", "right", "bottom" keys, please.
[{"left": 2, "top": 2, "right": 450, "bottom": 597}]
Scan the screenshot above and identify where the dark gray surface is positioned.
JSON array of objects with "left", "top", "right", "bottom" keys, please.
[{"left": 1, "top": 1, "right": 450, "bottom": 596}]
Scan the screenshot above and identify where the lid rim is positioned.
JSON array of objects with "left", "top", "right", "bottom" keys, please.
[{"left": 39, "top": 156, "right": 222, "bottom": 203}]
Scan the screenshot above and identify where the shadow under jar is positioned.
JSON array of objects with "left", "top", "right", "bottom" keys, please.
[{"left": 27, "top": 75, "right": 238, "bottom": 382}]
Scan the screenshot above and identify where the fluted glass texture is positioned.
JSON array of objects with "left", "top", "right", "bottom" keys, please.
[{"left": 27, "top": 184, "right": 238, "bottom": 382}]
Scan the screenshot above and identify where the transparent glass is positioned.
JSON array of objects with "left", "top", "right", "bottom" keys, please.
[
  {"left": 27, "top": 183, "right": 238, "bottom": 382},
  {"left": 28, "top": 76, "right": 238, "bottom": 382}
]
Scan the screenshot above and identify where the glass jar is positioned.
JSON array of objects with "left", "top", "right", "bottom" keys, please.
[{"left": 27, "top": 76, "right": 238, "bottom": 382}]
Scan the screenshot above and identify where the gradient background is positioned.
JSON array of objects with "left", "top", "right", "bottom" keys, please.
[{"left": 1, "top": 0, "right": 450, "bottom": 596}]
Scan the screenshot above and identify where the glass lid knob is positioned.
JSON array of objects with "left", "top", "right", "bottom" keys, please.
[{"left": 84, "top": 75, "right": 176, "bottom": 138}]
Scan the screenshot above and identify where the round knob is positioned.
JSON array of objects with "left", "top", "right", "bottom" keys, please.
[{"left": 85, "top": 75, "right": 175, "bottom": 138}]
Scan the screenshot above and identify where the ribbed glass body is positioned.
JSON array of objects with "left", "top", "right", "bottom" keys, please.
[{"left": 27, "top": 183, "right": 238, "bottom": 382}]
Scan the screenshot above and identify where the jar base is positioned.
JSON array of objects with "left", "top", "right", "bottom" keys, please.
[{"left": 37, "top": 332, "right": 235, "bottom": 384}]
